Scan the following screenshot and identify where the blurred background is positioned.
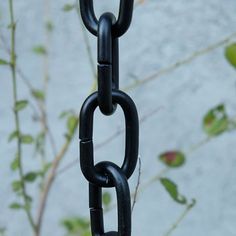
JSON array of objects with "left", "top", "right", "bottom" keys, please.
[{"left": 1, "top": 0, "right": 236, "bottom": 235}]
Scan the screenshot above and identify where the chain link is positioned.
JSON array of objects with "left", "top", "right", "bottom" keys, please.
[{"left": 79, "top": 1, "right": 138, "bottom": 235}]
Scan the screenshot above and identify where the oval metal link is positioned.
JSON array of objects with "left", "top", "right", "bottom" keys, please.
[
  {"left": 79, "top": 0, "right": 134, "bottom": 37},
  {"left": 79, "top": 90, "right": 139, "bottom": 187},
  {"left": 98, "top": 13, "right": 115, "bottom": 115},
  {"left": 89, "top": 161, "right": 131, "bottom": 236}
]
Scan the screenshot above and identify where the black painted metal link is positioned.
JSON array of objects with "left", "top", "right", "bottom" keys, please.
[
  {"left": 79, "top": 90, "right": 139, "bottom": 187},
  {"left": 89, "top": 162, "right": 131, "bottom": 236},
  {"left": 79, "top": 0, "right": 134, "bottom": 37},
  {"left": 98, "top": 13, "right": 116, "bottom": 115},
  {"left": 79, "top": 1, "right": 137, "bottom": 235}
]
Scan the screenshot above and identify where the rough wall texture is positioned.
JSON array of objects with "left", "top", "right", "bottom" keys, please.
[{"left": 1, "top": 0, "right": 236, "bottom": 235}]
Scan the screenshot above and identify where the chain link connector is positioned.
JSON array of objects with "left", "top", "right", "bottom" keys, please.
[
  {"left": 98, "top": 13, "right": 115, "bottom": 115},
  {"left": 79, "top": 91, "right": 139, "bottom": 187},
  {"left": 89, "top": 161, "right": 131, "bottom": 236},
  {"left": 79, "top": 0, "right": 134, "bottom": 37}
]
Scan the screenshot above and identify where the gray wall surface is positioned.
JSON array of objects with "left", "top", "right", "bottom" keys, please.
[{"left": 1, "top": 0, "right": 236, "bottom": 235}]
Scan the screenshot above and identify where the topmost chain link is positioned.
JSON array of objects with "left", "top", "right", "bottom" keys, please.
[{"left": 79, "top": 0, "right": 134, "bottom": 37}]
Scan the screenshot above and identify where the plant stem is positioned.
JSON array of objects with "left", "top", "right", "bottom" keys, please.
[
  {"left": 125, "top": 31, "right": 236, "bottom": 91},
  {"left": 163, "top": 200, "right": 196, "bottom": 236},
  {"left": 35, "top": 119, "right": 79, "bottom": 236},
  {"left": 8, "top": 0, "right": 36, "bottom": 231},
  {"left": 131, "top": 158, "right": 142, "bottom": 212},
  {"left": 76, "top": 0, "right": 97, "bottom": 80}
]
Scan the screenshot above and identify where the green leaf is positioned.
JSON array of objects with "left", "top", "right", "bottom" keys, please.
[
  {"left": 59, "top": 110, "right": 74, "bottom": 119},
  {"left": 225, "top": 43, "right": 236, "bottom": 68},
  {"left": 0, "top": 227, "right": 6, "bottom": 236},
  {"left": 8, "top": 130, "right": 19, "bottom": 142},
  {"left": 35, "top": 132, "right": 45, "bottom": 156},
  {"left": 31, "top": 89, "right": 45, "bottom": 101},
  {"left": 32, "top": 45, "right": 47, "bottom": 55},
  {"left": 82, "top": 231, "right": 91, "bottom": 236},
  {"left": 9, "top": 202, "right": 23, "bottom": 210},
  {"left": 61, "top": 217, "right": 90, "bottom": 234},
  {"left": 62, "top": 4, "right": 75, "bottom": 12},
  {"left": 0, "top": 59, "right": 9, "bottom": 65},
  {"left": 14, "top": 100, "right": 28, "bottom": 112},
  {"left": 12, "top": 180, "right": 23, "bottom": 192},
  {"left": 102, "top": 192, "right": 112, "bottom": 207},
  {"left": 24, "top": 172, "right": 38, "bottom": 182},
  {"left": 8, "top": 22, "right": 16, "bottom": 29},
  {"left": 67, "top": 115, "right": 78, "bottom": 134},
  {"left": 39, "top": 162, "right": 52, "bottom": 177},
  {"left": 20, "top": 135, "right": 34, "bottom": 144},
  {"left": 10, "top": 155, "right": 19, "bottom": 171},
  {"left": 160, "top": 178, "right": 187, "bottom": 204},
  {"left": 159, "top": 151, "right": 185, "bottom": 168},
  {"left": 203, "top": 104, "right": 229, "bottom": 137},
  {"left": 45, "top": 21, "right": 54, "bottom": 32}
]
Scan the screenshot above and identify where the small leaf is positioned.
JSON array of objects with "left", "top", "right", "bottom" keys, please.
[
  {"left": 24, "top": 172, "right": 38, "bottom": 182},
  {"left": 46, "top": 21, "right": 54, "bottom": 32},
  {"left": 0, "top": 227, "right": 6, "bottom": 235},
  {"left": 203, "top": 104, "right": 229, "bottom": 137},
  {"left": 24, "top": 201, "right": 31, "bottom": 211},
  {"left": 8, "top": 130, "right": 19, "bottom": 142},
  {"left": 10, "top": 155, "right": 19, "bottom": 171},
  {"left": 32, "top": 45, "right": 47, "bottom": 55},
  {"left": 225, "top": 43, "right": 236, "bottom": 68},
  {"left": 189, "top": 199, "right": 197, "bottom": 208},
  {"left": 12, "top": 180, "right": 23, "bottom": 192},
  {"left": 0, "top": 59, "right": 9, "bottom": 65},
  {"left": 59, "top": 110, "right": 74, "bottom": 119},
  {"left": 102, "top": 192, "right": 112, "bottom": 207},
  {"left": 67, "top": 115, "right": 78, "bottom": 134},
  {"left": 82, "top": 231, "right": 91, "bottom": 236},
  {"left": 159, "top": 151, "right": 185, "bottom": 168},
  {"left": 35, "top": 132, "right": 45, "bottom": 156},
  {"left": 61, "top": 217, "right": 90, "bottom": 234},
  {"left": 20, "top": 135, "right": 34, "bottom": 144},
  {"left": 8, "top": 22, "right": 16, "bottom": 29},
  {"left": 31, "top": 89, "right": 45, "bottom": 101},
  {"left": 39, "top": 162, "right": 52, "bottom": 177},
  {"left": 160, "top": 178, "right": 186, "bottom": 204},
  {"left": 9, "top": 202, "right": 23, "bottom": 210},
  {"left": 15, "top": 100, "right": 28, "bottom": 112},
  {"left": 62, "top": 4, "right": 75, "bottom": 12}
]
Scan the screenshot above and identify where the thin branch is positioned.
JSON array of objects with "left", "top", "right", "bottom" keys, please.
[
  {"left": 131, "top": 158, "right": 141, "bottom": 213},
  {"left": 8, "top": 0, "right": 36, "bottom": 231},
  {"left": 125, "top": 31, "right": 236, "bottom": 91},
  {"left": 76, "top": 0, "right": 97, "bottom": 80},
  {"left": 163, "top": 199, "right": 196, "bottom": 236},
  {"left": 35, "top": 118, "right": 79, "bottom": 236}
]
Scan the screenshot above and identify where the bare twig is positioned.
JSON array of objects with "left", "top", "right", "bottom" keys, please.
[
  {"left": 163, "top": 199, "right": 196, "bottom": 236},
  {"left": 76, "top": 0, "right": 97, "bottom": 80},
  {"left": 131, "top": 158, "right": 142, "bottom": 213},
  {"left": 35, "top": 118, "right": 79, "bottom": 236},
  {"left": 125, "top": 31, "right": 236, "bottom": 91}
]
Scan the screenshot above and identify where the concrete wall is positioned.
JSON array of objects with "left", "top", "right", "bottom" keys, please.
[{"left": 1, "top": 0, "right": 236, "bottom": 235}]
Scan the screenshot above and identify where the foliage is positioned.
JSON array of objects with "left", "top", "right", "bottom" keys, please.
[{"left": 225, "top": 43, "right": 236, "bottom": 68}]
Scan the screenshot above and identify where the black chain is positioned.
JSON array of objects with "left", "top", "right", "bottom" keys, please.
[{"left": 79, "top": 1, "right": 138, "bottom": 235}]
